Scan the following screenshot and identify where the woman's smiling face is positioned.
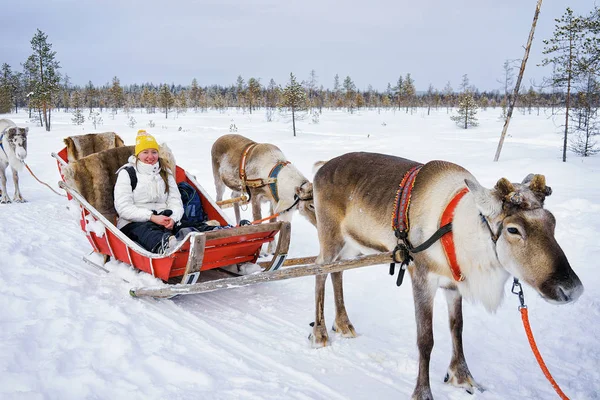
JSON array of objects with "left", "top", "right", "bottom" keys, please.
[{"left": 138, "top": 149, "right": 159, "bottom": 165}]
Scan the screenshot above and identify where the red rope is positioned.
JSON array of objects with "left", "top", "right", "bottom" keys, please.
[{"left": 519, "top": 307, "right": 570, "bottom": 400}]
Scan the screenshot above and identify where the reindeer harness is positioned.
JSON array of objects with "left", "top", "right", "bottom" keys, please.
[
  {"left": 238, "top": 143, "right": 289, "bottom": 202},
  {"left": 390, "top": 165, "right": 469, "bottom": 285}
]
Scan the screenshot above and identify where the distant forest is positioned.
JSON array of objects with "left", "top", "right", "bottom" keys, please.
[{"left": 0, "top": 5, "right": 598, "bottom": 156}]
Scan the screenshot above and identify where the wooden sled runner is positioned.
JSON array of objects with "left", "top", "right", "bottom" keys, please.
[{"left": 52, "top": 134, "right": 291, "bottom": 292}]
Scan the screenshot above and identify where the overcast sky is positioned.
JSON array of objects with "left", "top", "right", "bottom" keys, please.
[{"left": 0, "top": 0, "right": 596, "bottom": 92}]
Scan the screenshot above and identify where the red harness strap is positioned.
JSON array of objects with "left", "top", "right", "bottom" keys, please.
[
  {"left": 391, "top": 165, "right": 423, "bottom": 233},
  {"left": 440, "top": 188, "right": 469, "bottom": 281}
]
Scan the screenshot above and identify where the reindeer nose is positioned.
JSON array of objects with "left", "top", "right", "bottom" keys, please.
[{"left": 555, "top": 279, "right": 584, "bottom": 303}]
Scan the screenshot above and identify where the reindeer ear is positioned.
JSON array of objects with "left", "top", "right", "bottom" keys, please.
[
  {"left": 465, "top": 178, "right": 502, "bottom": 217},
  {"left": 20, "top": 127, "right": 28, "bottom": 137}
]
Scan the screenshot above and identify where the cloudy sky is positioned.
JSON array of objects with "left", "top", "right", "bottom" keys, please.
[{"left": 1, "top": 0, "right": 595, "bottom": 92}]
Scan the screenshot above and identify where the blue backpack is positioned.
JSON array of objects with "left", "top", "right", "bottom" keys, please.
[{"left": 178, "top": 181, "right": 207, "bottom": 224}]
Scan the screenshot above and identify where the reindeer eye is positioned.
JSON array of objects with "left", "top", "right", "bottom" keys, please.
[{"left": 507, "top": 227, "right": 520, "bottom": 235}]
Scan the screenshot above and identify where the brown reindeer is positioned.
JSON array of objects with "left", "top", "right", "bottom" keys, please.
[
  {"left": 211, "top": 134, "right": 316, "bottom": 251},
  {"left": 311, "top": 152, "right": 583, "bottom": 400}
]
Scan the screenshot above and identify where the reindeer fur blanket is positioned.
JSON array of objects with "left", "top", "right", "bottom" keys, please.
[
  {"left": 62, "top": 146, "right": 135, "bottom": 222},
  {"left": 64, "top": 132, "right": 125, "bottom": 162}
]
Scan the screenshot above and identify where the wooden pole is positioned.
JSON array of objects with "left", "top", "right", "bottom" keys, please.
[
  {"left": 494, "top": 0, "right": 543, "bottom": 162},
  {"left": 130, "top": 252, "right": 393, "bottom": 298}
]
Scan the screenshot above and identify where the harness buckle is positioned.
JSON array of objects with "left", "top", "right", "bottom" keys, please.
[{"left": 511, "top": 278, "right": 527, "bottom": 310}]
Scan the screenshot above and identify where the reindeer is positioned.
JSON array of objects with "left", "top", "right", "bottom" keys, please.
[
  {"left": 0, "top": 119, "right": 29, "bottom": 203},
  {"left": 211, "top": 134, "right": 316, "bottom": 251},
  {"left": 310, "top": 152, "right": 583, "bottom": 400}
]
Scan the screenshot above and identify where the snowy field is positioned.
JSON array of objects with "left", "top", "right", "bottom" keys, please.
[{"left": 0, "top": 107, "right": 599, "bottom": 400}]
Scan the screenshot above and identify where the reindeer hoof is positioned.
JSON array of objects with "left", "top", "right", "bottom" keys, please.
[
  {"left": 444, "top": 369, "right": 484, "bottom": 394},
  {"left": 332, "top": 320, "right": 357, "bottom": 338},
  {"left": 309, "top": 324, "right": 329, "bottom": 348},
  {"left": 14, "top": 198, "right": 26, "bottom": 203},
  {"left": 0, "top": 198, "right": 11, "bottom": 204}
]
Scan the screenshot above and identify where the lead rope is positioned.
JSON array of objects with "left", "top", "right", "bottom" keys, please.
[
  {"left": 25, "top": 163, "right": 67, "bottom": 197},
  {"left": 511, "top": 278, "right": 570, "bottom": 400}
]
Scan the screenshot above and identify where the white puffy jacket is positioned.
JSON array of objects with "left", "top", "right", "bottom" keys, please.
[{"left": 114, "top": 156, "right": 184, "bottom": 229}]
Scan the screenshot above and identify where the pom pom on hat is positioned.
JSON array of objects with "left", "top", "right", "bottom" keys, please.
[{"left": 135, "top": 130, "right": 159, "bottom": 155}]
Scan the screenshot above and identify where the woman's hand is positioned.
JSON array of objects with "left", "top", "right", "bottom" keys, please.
[{"left": 150, "top": 214, "right": 175, "bottom": 229}]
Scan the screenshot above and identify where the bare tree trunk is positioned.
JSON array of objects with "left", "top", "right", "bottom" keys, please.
[
  {"left": 494, "top": 0, "right": 543, "bottom": 161},
  {"left": 292, "top": 106, "right": 296, "bottom": 137},
  {"left": 563, "top": 36, "right": 573, "bottom": 162}
]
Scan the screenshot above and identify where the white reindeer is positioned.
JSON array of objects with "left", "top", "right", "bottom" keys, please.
[
  {"left": 0, "top": 119, "right": 28, "bottom": 203},
  {"left": 311, "top": 152, "right": 584, "bottom": 400}
]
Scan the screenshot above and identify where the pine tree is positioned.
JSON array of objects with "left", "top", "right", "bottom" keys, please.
[
  {"left": 190, "top": 78, "right": 201, "bottom": 111},
  {"left": 0, "top": 63, "right": 14, "bottom": 113},
  {"left": 28, "top": 29, "right": 61, "bottom": 131},
  {"left": 402, "top": 73, "right": 416, "bottom": 113},
  {"left": 235, "top": 75, "right": 245, "bottom": 109},
  {"left": 247, "top": 78, "right": 261, "bottom": 114},
  {"left": 280, "top": 73, "right": 307, "bottom": 137},
  {"left": 394, "top": 75, "right": 404, "bottom": 110},
  {"left": 451, "top": 91, "right": 479, "bottom": 129},
  {"left": 109, "top": 76, "right": 124, "bottom": 113},
  {"left": 159, "top": 84, "right": 174, "bottom": 118},
  {"left": 343, "top": 76, "right": 356, "bottom": 113},
  {"left": 541, "top": 7, "right": 586, "bottom": 161}
]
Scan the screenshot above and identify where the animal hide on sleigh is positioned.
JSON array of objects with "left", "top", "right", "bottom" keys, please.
[
  {"left": 64, "top": 132, "right": 125, "bottom": 162},
  {"left": 62, "top": 146, "right": 134, "bottom": 223}
]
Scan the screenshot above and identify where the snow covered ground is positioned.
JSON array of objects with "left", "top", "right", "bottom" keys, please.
[{"left": 0, "top": 107, "right": 598, "bottom": 400}]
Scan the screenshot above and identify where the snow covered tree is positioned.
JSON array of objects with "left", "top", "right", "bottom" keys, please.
[
  {"left": 279, "top": 73, "right": 307, "bottom": 137},
  {"left": 27, "top": 29, "right": 61, "bottom": 131},
  {"left": 451, "top": 91, "right": 479, "bottom": 129},
  {"left": 394, "top": 75, "right": 404, "bottom": 110}
]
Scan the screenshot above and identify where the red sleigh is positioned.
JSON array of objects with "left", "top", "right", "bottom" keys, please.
[{"left": 52, "top": 133, "right": 290, "bottom": 291}]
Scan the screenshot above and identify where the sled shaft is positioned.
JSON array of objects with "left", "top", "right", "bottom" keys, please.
[{"left": 130, "top": 252, "right": 393, "bottom": 298}]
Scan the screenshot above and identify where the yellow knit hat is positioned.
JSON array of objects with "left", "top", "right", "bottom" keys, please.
[{"left": 135, "top": 130, "right": 159, "bottom": 155}]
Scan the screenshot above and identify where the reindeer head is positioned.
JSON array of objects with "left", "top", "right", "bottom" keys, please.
[
  {"left": 296, "top": 181, "right": 316, "bottom": 227},
  {"left": 465, "top": 174, "right": 583, "bottom": 304},
  {"left": 6, "top": 127, "right": 28, "bottom": 161}
]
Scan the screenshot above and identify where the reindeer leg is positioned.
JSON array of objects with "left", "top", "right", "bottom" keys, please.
[
  {"left": 0, "top": 167, "right": 10, "bottom": 203},
  {"left": 443, "top": 288, "right": 483, "bottom": 394},
  {"left": 331, "top": 271, "right": 357, "bottom": 338},
  {"left": 310, "top": 273, "right": 329, "bottom": 348},
  {"left": 12, "top": 168, "right": 25, "bottom": 203},
  {"left": 232, "top": 190, "right": 242, "bottom": 225},
  {"left": 410, "top": 267, "right": 437, "bottom": 400},
  {"left": 331, "top": 246, "right": 360, "bottom": 338},
  {"left": 310, "top": 234, "right": 345, "bottom": 348}
]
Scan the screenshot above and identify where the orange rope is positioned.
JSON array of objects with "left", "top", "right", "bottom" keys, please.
[
  {"left": 519, "top": 307, "right": 570, "bottom": 400},
  {"left": 250, "top": 212, "right": 280, "bottom": 225},
  {"left": 25, "top": 163, "right": 67, "bottom": 197}
]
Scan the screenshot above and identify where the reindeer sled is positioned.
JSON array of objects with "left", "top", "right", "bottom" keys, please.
[{"left": 52, "top": 133, "right": 390, "bottom": 298}]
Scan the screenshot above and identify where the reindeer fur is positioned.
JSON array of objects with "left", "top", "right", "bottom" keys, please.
[
  {"left": 0, "top": 119, "right": 28, "bottom": 203},
  {"left": 311, "top": 152, "right": 583, "bottom": 400},
  {"left": 212, "top": 134, "right": 316, "bottom": 251},
  {"left": 63, "top": 132, "right": 125, "bottom": 162}
]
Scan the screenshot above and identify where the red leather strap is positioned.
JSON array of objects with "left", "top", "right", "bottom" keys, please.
[{"left": 440, "top": 188, "right": 469, "bottom": 281}]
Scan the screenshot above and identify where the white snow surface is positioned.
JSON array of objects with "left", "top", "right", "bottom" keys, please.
[{"left": 0, "top": 108, "right": 599, "bottom": 400}]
